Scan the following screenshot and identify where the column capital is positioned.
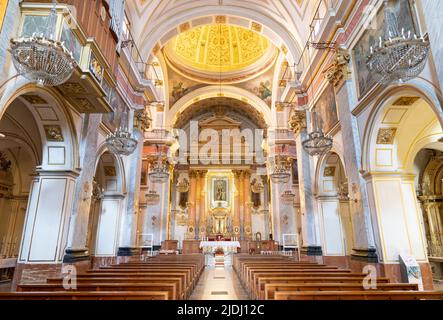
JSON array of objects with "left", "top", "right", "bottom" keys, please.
[{"left": 324, "top": 48, "right": 351, "bottom": 88}]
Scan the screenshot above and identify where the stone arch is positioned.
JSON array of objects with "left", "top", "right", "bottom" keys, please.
[
  {"left": 361, "top": 82, "right": 443, "bottom": 174},
  {"left": 0, "top": 83, "right": 79, "bottom": 172},
  {"left": 94, "top": 144, "right": 127, "bottom": 195},
  {"left": 166, "top": 85, "right": 276, "bottom": 129},
  {"left": 314, "top": 151, "right": 353, "bottom": 256}
]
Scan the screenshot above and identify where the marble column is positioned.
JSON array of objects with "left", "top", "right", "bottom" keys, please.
[
  {"left": 335, "top": 74, "right": 377, "bottom": 261},
  {"left": 19, "top": 170, "right": 78, "bottom": 262},
  {"left": 233, "top": 170, "right": 241, "bottom": 237},
  {"left": 243, "top": 170, "right": 252, "bottom": 240},
  {"left": 118, "top": 128, "right": 144, "bottom": 256},
  {"left": 295, "top": 128, "right": 322, "bottom": 255},
  {"left": 198, "top": 170, "right": 207, "bottom": 239},
  {"left": 195, "top": 170, "right": 202, "bottom": 237},
  {"left": 239, "top": 171, "right": 245, "bottom": 239},
  {"left": 187, "top": 170, "right": 197, "bottom": 239},
  {"left": 64, "top": 114, "right": 102, "bottom": 263}
]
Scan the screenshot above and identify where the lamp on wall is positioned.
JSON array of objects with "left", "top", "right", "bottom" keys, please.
[
  {"left": 367, "top": 0, "right": 430, "bottom": 84},
  {"left": 9, "top": 0, "right": 76, "bottom": 87},
  {"left": 281, "top": 189, "right": 296, "bottom": 204},
  {"left": 145, "top": 190, "right": 160, "bottom": 205}
]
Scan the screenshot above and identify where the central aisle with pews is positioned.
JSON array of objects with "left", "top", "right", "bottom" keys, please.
[{"left": 189, "top": 267, "right": 249, "bottom": 300}]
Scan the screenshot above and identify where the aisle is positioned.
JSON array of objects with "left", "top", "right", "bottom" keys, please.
[{"left": 189, "top": 266, "right": 250, "bottom": 300}]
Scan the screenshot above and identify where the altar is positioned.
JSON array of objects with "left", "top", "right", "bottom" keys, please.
[{"left": 199, "top": 241, "right": 240, "bottom": 267}]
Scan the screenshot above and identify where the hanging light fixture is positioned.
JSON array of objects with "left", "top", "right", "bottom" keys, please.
[
  {"left": 148, "top": 145, "right": 170, "bottom": 184},
  {"left": 9, "top": 0, "right": 76, "bottom": 86},
  {"left": 302, "top": 111, "right": 333, "bottom": 157},
  {"left": 145, "top": 190, "right": 160, "bottom": 205},
  {"left": 281, "top": 189, "right": 296, "bottom": 204},
  {"left": 367, "top": 0, "right": 430, "bottom": 84},
  {"left": 270, "top": 145, "right": 291, "bottom": 184},
  {"left": 106, "top": 106, "right": 138, "bottom": 156}
]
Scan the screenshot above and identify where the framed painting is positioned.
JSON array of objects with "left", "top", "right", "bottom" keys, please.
[
  {"left": 313, "top": 84, "right": 338, "bottom": 134},
  {"left": 352, "top": 0, "right": 418, "bottom": 98},
  {"left": 210, "top": 177, "right": 230, "bottom": 208}
]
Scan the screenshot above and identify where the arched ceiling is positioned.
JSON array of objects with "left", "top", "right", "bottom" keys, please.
[
  {"left": 163, "top": 24, "right": 277, "bottom": 79},
  {"left": 174, "top": 97, "right": 267, "bottom": 129}
]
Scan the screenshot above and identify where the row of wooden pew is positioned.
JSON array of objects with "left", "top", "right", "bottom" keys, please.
[
  {"left": 0, "top": 254, "right": 205, "bottom": 300},
  {"left": 233, "top": 254, "right": 443, "bottom": 300}
]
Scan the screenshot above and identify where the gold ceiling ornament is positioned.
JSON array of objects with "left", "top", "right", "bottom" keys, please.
[{"left": 164, "top": 24, "right": 272, "bottom": 74}]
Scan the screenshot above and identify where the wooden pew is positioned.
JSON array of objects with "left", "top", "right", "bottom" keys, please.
[
  {"left": 274, "top": 290, "right": 443, "bottom": 300},
  {"left": 264, "top": 283, "right": 419, "bottom": 300},
  {"left": 46, "top": 276, "right": 187, "bottom": 299},
  {"left": 85, "top": 269, "right": 194, "bottom": 290},
  {"left": 256, "top": 276, "right": 391, "bottom": 300},
  {"left": 0, "top": 291, "right": 168, "bottom": 300},
  {"left": 17, "top": 282, "right": 178, "bottom": 300}
]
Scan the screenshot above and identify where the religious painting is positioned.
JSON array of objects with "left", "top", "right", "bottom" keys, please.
[
  {"left": 238, "top": 66, "right": 275, "bottom": 108},
  {"left": 0, "top": 1, "right": 8, "bottom": 33},
  {"left": 210, "top": 177, "right": 230, "bottom": 208},
  {"left": 313, "top": 84, "right": 338, "bottom": 134},
  {"left": 214, "top": 179, "right": 227, "bottom": 202},
  {"left": 352, "top": 0, "right": 417, "bottom": 98}
]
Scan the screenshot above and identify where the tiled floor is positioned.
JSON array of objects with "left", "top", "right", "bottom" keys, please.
[{"left": 189, "top": 266, "right": 250, "bottom": 300}]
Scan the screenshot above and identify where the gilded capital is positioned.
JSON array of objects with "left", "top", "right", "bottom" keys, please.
[
  {"left": 324, "top": 49, "right": 351, "bottom": 88},
  {"left": 288, "top": 110, "right": 307, "bottom": 135}
]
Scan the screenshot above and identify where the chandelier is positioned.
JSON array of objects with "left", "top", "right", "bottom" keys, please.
[
  {"left": 177, "top": 179, "right": 190, "bottom": 193},
  {"left": 251, "top": 178, "right": 265, "bottom": 193},
  {"left": 9, "top": 1, "right": 76, "bottom": 87},
  {"left": 149, "top": 152, "right": 169, "bottom": 184},
  {"left": 270, "top": 155, "right": 291, "bottom": 184},
  {"left": 302, "top": 112, "right": 333, "bottom": 157},
  {"left": 281, "top": 189, "right": 296, "bottom": 204},
  {"left": 367, "top": 0, "right": 430, "bottom": 84},
  {"left": 106, "top": 129, "right": 138, "bottom": 156},
  {"left": 145, "top": 190, "right": 160, "bottom": 205}
]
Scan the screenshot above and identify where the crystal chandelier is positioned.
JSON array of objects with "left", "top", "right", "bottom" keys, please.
[
  {"left": 106, "top": 105, "right": 138, "bottom": 156},
  {"left": 302, "top": 111, "right": 333, "bottom": 157},
  {"left": 145, "top": 190, "right": 160, "bottom": 205},
  {"left": 106, "top": 129, "right": 138, "bottom": 156},
  {"left": 149, "top": 152, "right": 169, "bottom": 184},
  {"left": 251, "top": 178, "right": 265, "bottom": 193},
  {"left": 367, "top": 0, "right": 430, "bottom": 84},
  {"left": 281, "top": 189, "right": 296, "bottom": 204},
  {"left": 270, "top": 154, "right": 291, "bottom": 184},
  {"left": 9, "top": 0, "right": 76, "bottom": 87}
]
